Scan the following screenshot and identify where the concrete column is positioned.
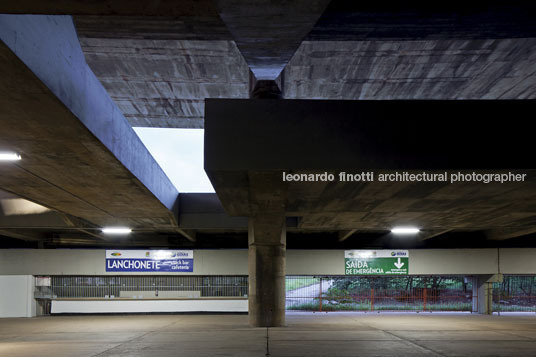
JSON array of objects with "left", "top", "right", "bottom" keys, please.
[
  {"left": 248, "top": 213, "right": 286, "bottom": 327},
  {"left": 471, "top": 274, "right": 502, "bottom": 314},
  {"left": 249, "top": 71, "right": 282, "bottom": 99},
  {"left": 472, "top": 276, "right": 491, "bottom": 314}
]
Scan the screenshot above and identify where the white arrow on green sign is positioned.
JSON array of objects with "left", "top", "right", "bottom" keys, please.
[{"left": 344, "top": 250, "right": 409, "bottom": 275}]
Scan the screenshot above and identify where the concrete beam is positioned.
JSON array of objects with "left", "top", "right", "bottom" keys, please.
[
  {"left": 0, "top": 15, "right": 178, "bottom": 229},
  {"left": 308, "top": 2, "right": 536, "bottom": 41},
  {"left": 175, "top": 228, "right": 196, "bottom": 243},
  {"left": 487, "top": 227, "right": 536, "bottom": 240},
  {"left": 0, "top": 229, "right": 43, "bottom": 242},
  {"left": 215, "top": 0, "right": 330, "bottom": 80},
  {"left": 74, "top": 17, "right": 249, "bottom": 129},
  {"left": 205, "top": 99, "right": 536, "bottom": 234},
  {"left": 0, "top": 1, "right": 218, "bottom": 16},
  {"left": 420, "top": 230, "right": 452, "bottom": 241},
  {"left": 205, "top": 99, "right": 536, "bottom": 171},
  {"left": 178, "top": 193, "right": 248, "bottom": 230},
  {"left": 338, "top": 229, "right": 358, "bottom": 242}
]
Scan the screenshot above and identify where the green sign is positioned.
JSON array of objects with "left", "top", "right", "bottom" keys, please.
[{"left": 345, "top": 250, "right": 409, "bottom": 275}]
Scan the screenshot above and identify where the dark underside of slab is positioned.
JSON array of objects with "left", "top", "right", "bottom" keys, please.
[
  {"left": 205, "top": 99, "right": 536, "bottom": 238},
  {"left": 0, "top": 3, "right": 535, "bottom": 249}
]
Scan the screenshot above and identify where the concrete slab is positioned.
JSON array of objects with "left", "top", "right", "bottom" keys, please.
[
  {"left": 0, "top": 313, "right": 535, "bottom": 356},
  {"left": 269, "top": 340, "right": 436, "bottom": 357},
  {"left": 0, "top": 342, "right": 121, "bottom": 357},
  {"left": 269, "top": 330, "right": 401, "bottom": 341},
  {"left": 420, "top": 341, "right": 536, "bottom": 357},
  {"left": 389, "top": 330, "right": 533, "bottom": 341},
  {"left": 0, "top": 15, "right": 179, "bottom": 230}
]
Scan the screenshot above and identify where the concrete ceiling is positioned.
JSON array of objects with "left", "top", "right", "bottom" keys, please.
[
  {"left": 0, "top": 15, "right": 184, "bottom": 241},
  {"left": 205, "top": 99, "right": 536, "bottom": 241},
  {"left": 284, "top": 39, "right": 536, "bottom": 100},
  {"left": 64, "top": 2, "right": 536, "bottom": 128},
  {"left": 215, "top": 0, "right": 330, "bottom": 80},
  {"left": 75, "top": 16, "right": 249, "bottom": 128},
  {"left": 1, "top": 2, "right": 536, "bottom": 248}
]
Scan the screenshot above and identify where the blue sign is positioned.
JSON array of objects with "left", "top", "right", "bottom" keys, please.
[{"left": 105, "top": 250, "right": 193, "bottom": 272}]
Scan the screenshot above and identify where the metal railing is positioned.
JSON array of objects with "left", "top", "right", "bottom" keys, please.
[
  {"left": 286, "top": 276, "right": 473, "bottom": 312},
  {"left": 35, "top": 275, "right": 248, "bottom": 299},
  {"left": 36, "top": 274, "right": 536, "bottom": 313},
  {"left": 493, "top": 275, "right": 536, "bottom": 313}
]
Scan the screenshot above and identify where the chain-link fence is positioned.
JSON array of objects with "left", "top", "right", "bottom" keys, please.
[
  {"left": 286, "top": 275, "right": 473, "bottom": 312},
  {"left": 493, "top": 275, "right": 536, "bottom": 313},
  {"left": 35, "top": 274, "right": 536, "bottom": 314}
]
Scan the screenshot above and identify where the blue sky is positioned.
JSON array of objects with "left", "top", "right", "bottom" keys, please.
[{"left": 134, "top": 128, "right": 215, "bottom": 193}]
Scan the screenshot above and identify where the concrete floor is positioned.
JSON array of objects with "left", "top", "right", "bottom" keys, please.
[{"left": 0, "top": 313, "right": 535, "bottom": 356}]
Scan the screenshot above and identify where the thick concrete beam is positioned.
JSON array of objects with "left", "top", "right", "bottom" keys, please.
[
  {"left": 215, "top": 0, "right": 330, "bottom": 80},
  {"left": 338, "top": 229, "right": 358, "bottom": 242},
  {"left": 0, "top": 15, "right": 178, "bottom": 229},
  {"left": 74, "top": 16, "right": 249, "bottom": 129},
  {"left": 487, "top": 227, "right": 536, "bottom": 240},
  {"left": 205, "top": 99, "right": 536, "bottom": 171},
  {"left": 0, "top": 229, "right": 43, "bottom": 242},
  {"left": 205, "top": 99, "right": 536, "bottom": 235},
  {"left": 420, "top": 230, "right": 452, "bottom": 241},
  {"left": 0, "top": 1, "right": 218, "bottom": 16},
  {"left": 308, "top": 2, "right": 536, "bottom": 41},
  {"left": 179, "top": 193, "right": 248, "bottom": 230}
]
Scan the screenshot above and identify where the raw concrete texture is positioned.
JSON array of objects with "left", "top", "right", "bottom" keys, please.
[
  {"left": 248, "top": 214, "right": 286, "bottom": 327},
  {"left": 215, "top": 0, "right": 330, "bottom": 80},
  {"left": 1, "top": 313, "right": 536, "bottom": 356},
  {"left": 204, "top": 99, "right": 536, "bottom": 240},
  {"left": 75, "top": 16, "right": 250, "bottom": 128},
  {"left": 284, "top": 39, "right": 536, "bottom": 100},
  {"left": 0, "top": 15, "right": 179, "bottom": 231}
]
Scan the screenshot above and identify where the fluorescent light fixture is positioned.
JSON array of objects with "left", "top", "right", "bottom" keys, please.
[
  {"left": 391, "top": 227, "right": 420, "bottom": 234},
  {"left": 0, "top": 152, "right": 21, "bottom": 161},
  {"left": 102, "top": 227, "right": 132, "bottom": 235}
]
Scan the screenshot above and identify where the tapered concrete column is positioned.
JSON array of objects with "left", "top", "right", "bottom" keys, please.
[
  {"left": 247, "top": 171, "right": 287, "bottom": 327},
  {"left": 248, "top": 212, "right": 286, "bottom": 327}
]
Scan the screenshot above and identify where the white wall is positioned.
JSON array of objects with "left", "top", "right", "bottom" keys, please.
[
  {"left": 287, "top": 250, "right": 343, "bottom": 275},
  {"left": 0, "top": 249, "right": 249, "bottom": 275},
  {"left": 51, "top": 299, "right": 247, "bottom": 314},
  {"left": 498, "top": 248, "right": 536, "bottom": 274},
  {"left": 0, "top": 248, "right": 534, "bottom": 276},
  {"left": 0, "top": 275, "right": 35, "bottom": 317},
  {"left": 409, "top": 249, "right": 499, "bottom": 275}
]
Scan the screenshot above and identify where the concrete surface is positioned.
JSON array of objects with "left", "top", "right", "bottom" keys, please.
[
  {"left": 215, "top": 0, "right": 330, "bottom": 80},
  {"left": 3, "top": 248, "right": 536, "bottom": 276},
  {"left": 204, "top": 99, "right": 536, "bottom": 239},
  {"left": 75, "top": 17, "right": 249, "bottom": 128},
  {"left": 0, "top": 313, "right": 535, "bottom": 356},
  {"left": 0, "top": 15, "right": 179, "bottom": 231},
  {"left": 50, "top": 299, "right": 247, "bottom": 314}
]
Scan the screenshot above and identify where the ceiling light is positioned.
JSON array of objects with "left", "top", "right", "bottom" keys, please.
[
  {"left": 0, "top": 152, "right": 21, "bottom": 161},
  {"left": 391, "top": 227, "right": 420, "bottom": 234},
  {"left": 102, "top": 227, "right": 132, "bottom": 235}
]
